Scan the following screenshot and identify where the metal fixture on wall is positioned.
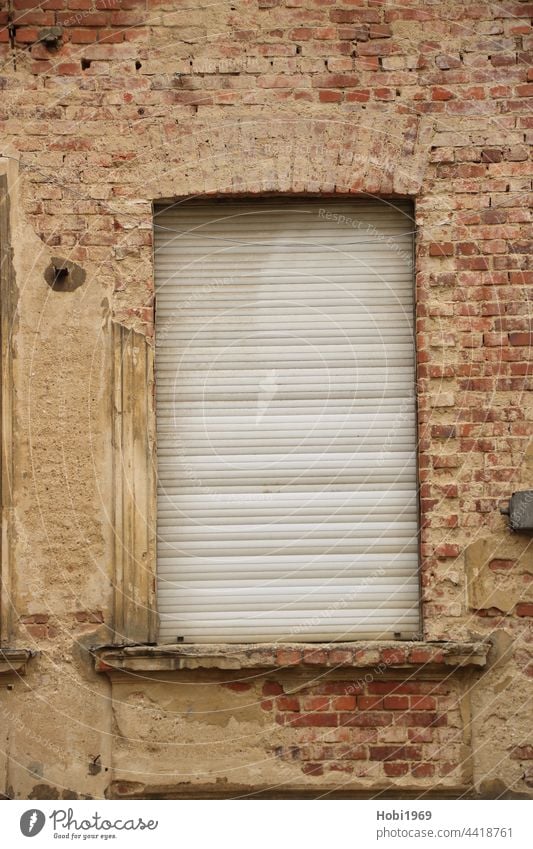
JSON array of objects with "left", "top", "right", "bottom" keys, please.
[{"left": 500, "top": 491, "right": 533, "bottom": 533}]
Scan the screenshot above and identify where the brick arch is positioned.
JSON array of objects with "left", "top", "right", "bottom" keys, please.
[{"left": 144, "top": 114, "right": 434, "bottom": 199}]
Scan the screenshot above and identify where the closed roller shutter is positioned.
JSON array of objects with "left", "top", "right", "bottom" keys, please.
[{"left": 154, "top": 200, "right": 419, "bottom": 643}]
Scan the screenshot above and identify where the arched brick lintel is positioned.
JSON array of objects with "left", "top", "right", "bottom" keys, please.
[{"left": 145, "top": 115, "right": 435, "bottom": 200}]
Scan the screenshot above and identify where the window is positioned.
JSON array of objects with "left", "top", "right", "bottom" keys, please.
[{"left": 154, "top": 200, "right": 418, "bottom": 643}]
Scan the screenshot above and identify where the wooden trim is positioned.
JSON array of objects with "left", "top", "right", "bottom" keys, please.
[
  {"left": 111, "top": 322, "right": 158, "bottom": 644},
  {"left": 0, "top": 172, "right": 16, "bottom": 645}
]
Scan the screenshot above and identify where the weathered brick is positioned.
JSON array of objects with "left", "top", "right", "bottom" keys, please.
[
  {"left": 516, "top": 604, "right": 533, "bottom": 618},
  {"left": 429, "top": 242, "right": 454, "bottom": 256},
  {"left": 509, "top": 332, "right": 533, "bottom": 346},
  {"left": 411, "top": 763, "right": 435, "bottom": 778},
  {"left": 369, "top": 746, "right": 422, "bottom": 761},
  {"left": 263, "top": 681, "right": 284, "bottom": 696},
  {"left": 277, "top": 696, "right": 300, "bottom": 711}
]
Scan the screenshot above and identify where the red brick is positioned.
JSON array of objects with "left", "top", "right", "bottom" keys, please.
[
  {"left": 330, "top": 10, "right": 380, "bottom": 24},
  {"left": 15, "top": 27, "right": 39, "bottom": 43},
  {"left": 338, "top": 25, "right": 369, "bottom": 42},
  {"left": 340, "top": 712, "right": 392, "bottom": 727},
  {"left": 345, "top": 90, "right": 370, "bottom": 102},
  {"left": 277, "top": 696, "right": 300, "bottom": 711},
  {"left": 56, "top": 63, "right": 81, "bottom": 75},
  {"left": 434, "top": 543, "right": 461, "bottom": 558},
  {"left": 384, "top": 696, "right": 409, "bottom": 710},
  {"left": 395, "top": 712, "right": 447, "bottom": 728},
  {"left": 332, "top": 696, "right": 357, "bottom": 711},
  {"left": 285, "top": 713, "right": 338, "bottom": 727},
  {"left": 510, "top": 745, "right": 533, "bottom": 760},
  {"left": 489, "top": 559, "right": 515, "bottom": 571},
  {"left": 328, "top": 650, "right": 354, "bottom": 666},
  {"left": 313, "top": 74, "right": 360, "bottom": 89},
  {"left": 24, "top": 625, "right": 48, "bottom": 638},
  {"left": 429, "top": 242, "right": 453, "bottom": 256},
  {"left": 481, "top": 148, "right": 503, "bottom": 163},
  {"left": 301, "top": 696, "right": 329, "bottom": 711},
  {"left": 32, "top": 58, "right": 55, "bottom": 74},
  {"left": 86, "top": 611, "right": 104, "bottom": 623},
  {"left": 290, "top": 28, "right": 313, "bottom": 41},
  {"left": 456, "top": 242, "right": 479, "bottom": 255},
  {"left": 338, "top": 745, "right": 366, "bottom": 760},
  {"left": 69, "top": 28, "right": 98, "bottom": 43},
  {"left": 302, "top": 762, "right": 323, "bottom": 776},
  {"left": 516, "top": 604, "right": 533, "bottom": 618},
  {"left": 375, "top": 87, "right": 395, "bottom": 101},
  {"left": 431, "top": 425, "right": 456, "bottom": 439},
  {"left": 57, "top": 11, "right": 108, "bottom": 25},
  {"left": 110, "top": 11, "right": 145, "bottom": 25},
  {"left": 509, "top": 332, "right": 533, "bottom": 346},
  {"left": 314, "top": 27, "right": 336, "bottom": 40},
  {"left": 408, "top": 650, "right": 433, "bottom": 666},
  {"left": 276, "top": 650, "right": 301, "bottom": 666},
  {"left": 432, "top": 87, "right": 453, "bottom": 101},
  {"left": 222, "top": 682, "right": 252, "bottom": 692},
  {"left": 20, "top": 613, "right": 49, "bottom": 624},
  {"left": 369, "top": 24, "right": 391, "bottom": 39},
  {"left": 369, "top": 745, "right": 422, "bottom": 761},
  {"left": 408, "top": 728, "right": 433, "bottom": 743},
  {"left": 385, "top": 8, "right": 433, "bottom": 21},
  {"left": 319, "top": 90, "right": 343, "bottom": 103},
  {"left": 303, "top": 649, "right": 329, "bottom": 665},
  {"left": 368, "top": 681, "right": 445, "bottom": 695},
  {"left": 13, "top": 11, "right": 55, "bottom": 24},
  {"left": 516, "top": 84, "right": 533, "bottom": 97},
  {"left": 97, "top": 30, "right": 125, "bottom": 43},
  {"left": 263, "top": 681, "right": 284, "bottom": 696},
  {"left": 483, "top": 332, "right": 508, "bottom": 347},
  {"left": 410, "top": 696, "right": 436, "bottom": 711},
  {"left": 380, "top": 649, "right": 408, "bottom": 665},
  {"left": 358, "top": 696, "right": 384, "bottom": 710},
  {"left": 411, "top": 763, "right": 435, "bottom": 778},
  {"left": 384, "top": 762, "right": 409, "bottom": 776},
  {"left": 317, "top": 681, "right": 363, "bottom": 696}
]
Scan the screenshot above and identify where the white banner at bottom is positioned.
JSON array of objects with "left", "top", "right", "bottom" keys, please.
[{"left": 1, "top": 799, "right": 531, "bottom": 849}]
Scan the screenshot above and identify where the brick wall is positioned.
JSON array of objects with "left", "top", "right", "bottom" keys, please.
[
  {"left": 0, "top": 0, "right": 531, "bottom": 798},
  {"left": 261, "top": 677, "right": 460, "bottom": 782}
]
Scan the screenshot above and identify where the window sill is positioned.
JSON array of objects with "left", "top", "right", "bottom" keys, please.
[
  {"left": 0, "top": 648, "right": 36, "bottom": 677},
  {"left": 92, "top": 641, "right": 490, "bottom": 675}
]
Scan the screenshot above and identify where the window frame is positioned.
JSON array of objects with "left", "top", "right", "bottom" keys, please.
[{"left": 111, "top": 193, "right": 423, "bottom": 648}]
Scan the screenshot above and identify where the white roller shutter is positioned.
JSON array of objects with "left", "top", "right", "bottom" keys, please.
[{"left": 154, "top": 200, "right": 419, "bottom": 643}]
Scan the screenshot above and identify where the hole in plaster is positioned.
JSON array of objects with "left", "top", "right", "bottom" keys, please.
[{"left": 45, "top": 257, "right": 86, "bottom": 292}]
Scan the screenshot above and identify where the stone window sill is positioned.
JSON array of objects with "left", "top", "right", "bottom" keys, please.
[
  {"left": 92, "top": 641, "right": 490, "bottom": 674},
  {"left": 0, "top": 648, "right": 36, "bottom": 676}
]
